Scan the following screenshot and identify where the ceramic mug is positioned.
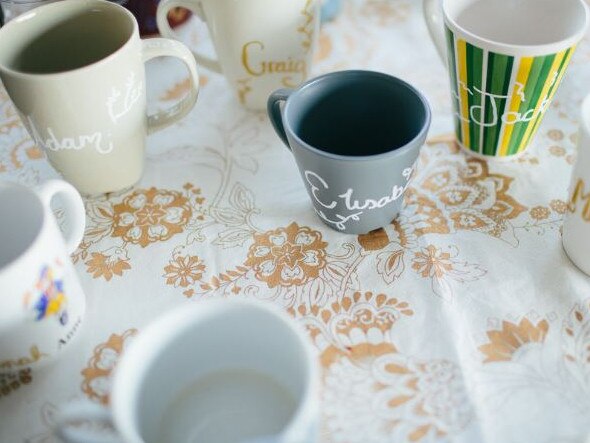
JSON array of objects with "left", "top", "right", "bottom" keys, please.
[
  {"left": 55, "top": 299, "right": 320, "bottom": 443},
  {"left": 267, "top": 70, "right": 431, "bottom": 235},
  {"left": 0, "top": 0, "right": 200, "bottom": 195},
  {"left": 157, "top": 0, "right": 320, "bottom": 110},
  {"left": 424, "top": 0, "right": 588, "bottom": 158},
  {"left": 0, "top": 180, "right": 86, "bottom": 373},
  {"left": 563, "top": 95, "right": 590, "bottom": 275}
]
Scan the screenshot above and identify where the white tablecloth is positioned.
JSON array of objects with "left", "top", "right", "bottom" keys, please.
[{"left": 2, "top": 1, "right": 590, "bottom": 442}]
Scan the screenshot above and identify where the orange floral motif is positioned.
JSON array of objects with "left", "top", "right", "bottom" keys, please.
[
  {"left": 479, "top": 318, "right": 549, "bottom": 363},
  {"left": 111, "top": 188, "right": 192, "bottom": 248},
  {"left": 85, "top": 248, "right": 131, "bottom": 281},
  {"left": 529, "top": 206, "right": 551, "bottom": 221},
  {"left": 549, "top": 145, "right": 566, "bottom": 157},
  {"left": 550, "top": 199, "right": 568, "bottom": 214},
  {"left": 412, "top": 246, "right": 453, "bottom": 279},
  {"left": 245, "top": 222, "right": 327, "bottom": 288},
  {"left": 81, "top": 329, "right": 138, "bottom": 405},
  {"left": 0, "top": 368, "right": 32, "bottom": 398},
  {"left": 163, "top": 255, "right": 206, "bottom": 288}
]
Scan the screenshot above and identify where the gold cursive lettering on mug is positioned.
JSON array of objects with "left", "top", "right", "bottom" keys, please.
[
  {"left": 241, "top": 40, "right": 307, "bottom": 87},
  {"left": 570, "top": 178, "right": 590, "bottom": 221}
]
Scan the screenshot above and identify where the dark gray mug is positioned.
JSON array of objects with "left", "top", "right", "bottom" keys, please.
[{"left": 267, "top": 70, "right": 431, "bottom": 234}]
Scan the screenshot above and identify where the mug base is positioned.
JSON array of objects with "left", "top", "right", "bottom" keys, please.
[{"left": 456, "top": 142, "right": 529, "bottom": 162}]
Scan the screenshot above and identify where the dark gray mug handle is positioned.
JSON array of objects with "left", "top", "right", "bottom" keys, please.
[{"left": 267, "top": 89, "right": 293, "bottom": 150}]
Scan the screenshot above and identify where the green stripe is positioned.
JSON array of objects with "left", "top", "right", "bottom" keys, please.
[
  {"left": 482, "top": 52, "right": 514, "bottom": 156},
  {"left": 521, "top": 48, "right": 572, "bottom": 149},
  {"left": 508, "top": 54, "right": 556, "bottom": 155},
  {"left": 466, "top": 43, "right": 484, "bottom": 152},
  {"left": 445, "top": 27, "right": 462, "bottom": 143}
]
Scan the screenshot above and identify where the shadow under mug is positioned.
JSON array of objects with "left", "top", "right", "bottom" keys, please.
[
  {"left": 55, "top": 299, "right": 320, "bottom": 443},
  {"left": 267, "top": 70, "right": 431, "bottom": 235}
]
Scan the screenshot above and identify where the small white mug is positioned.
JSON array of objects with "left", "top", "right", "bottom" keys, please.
[
  {"left": 55, "top": 299, "right": 320, "bottom": 443},
  {"left": 563, "top": 95, "right": 590, "bottom": 275},
  {"left": 0, "top": 179, "right": 86, "bottom": 373}
]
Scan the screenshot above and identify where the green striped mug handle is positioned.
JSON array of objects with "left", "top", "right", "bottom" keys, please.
[{"left": 423, "top": 0, "right": 447, "bottom": 65}]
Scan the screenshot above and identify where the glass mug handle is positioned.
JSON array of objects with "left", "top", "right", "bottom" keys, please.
[
  {"left": 36, "top": 180, "right": 85, "bottom": 254},
  {"left": 156, "top": 0, "right": 223, "bottom": 73},
  {"left": 423, "top": 0, "right": 448, "bottom": 64},
  {"left": 267, "top": 89, "right": 293, "bottom": 150},
  {"left": 142, "top": 38, "right": 201, "bottom": 135}
]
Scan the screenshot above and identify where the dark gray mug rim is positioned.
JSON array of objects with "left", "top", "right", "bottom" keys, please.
[{"left": 281, "top": 70, "right": 432, "bottom": 162}]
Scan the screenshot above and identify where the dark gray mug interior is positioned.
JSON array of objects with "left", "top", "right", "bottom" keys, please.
[{"left": 288, "top": 72, "right": 429, "bottom": 156}]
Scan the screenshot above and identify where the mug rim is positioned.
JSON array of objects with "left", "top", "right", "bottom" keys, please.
[
  {"left": 282, "top": 70, "right": 432, "bottom": 162},
  {"left": 0, "top": 0, "right": 138, "bottom": 78},
  {"left": 442, "top": 0, "right": 589, "bottom": 56},
  {"left": 0, "top": 181, "right": 45, "bottom": 276},
  {"left": 110, "top": 298, "right": 320, "bottom": 443}
]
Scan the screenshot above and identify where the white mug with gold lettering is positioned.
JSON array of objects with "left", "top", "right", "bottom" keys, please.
[
  {"left": 157, "top": 0, "right": 320, "bottom": 110},
  {"left": 0, "top": 180, "right": 86, "bottom": 373},
  {"left": 564, "top": 95, "right": 590, "bottom": 275}
]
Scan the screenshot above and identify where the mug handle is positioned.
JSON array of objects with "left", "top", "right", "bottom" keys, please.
[
  {"left": 53, "top": 400, "right": 121, "bottom": 443},
  {"left": 267, "top": 89, "right": 293, "bottom": 150},
  {"left": 423, "top": 0, "right": 448, "bottom": 64},
  {"left": 37, "top": 180, "right": 85, "bottom": 254},
  {"left": 142, "top": 38, "right": 201, "bottom": 135},
  {"left": 156, "top": 0, "right": 223, "bottom": 73}
]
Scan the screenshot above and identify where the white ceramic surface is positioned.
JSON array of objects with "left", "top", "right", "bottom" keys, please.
[
  {"left": 0, "top": 179, "right": 86, "bottom": 372},
  {"left": 55, "top": 299, "right": 320, "bottom": 443},
  {"left": 157, "top": 0, "right": 320, "bottom": 110}
]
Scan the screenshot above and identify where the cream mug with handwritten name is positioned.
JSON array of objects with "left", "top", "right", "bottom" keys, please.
[
  {"left": 0, "top": 180, "right": 86, "bottom": 374},
  {"left": 157, "top": 0, "right": 320, "bottom": 110},
  {"left": 0, "top": 0, "right": 200, "bottom": 195},
  {"left": 563, "top": 95, "right": 590, "bottom": 275}
]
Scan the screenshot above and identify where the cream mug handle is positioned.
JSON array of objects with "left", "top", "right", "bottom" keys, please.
[
  {"left": 54, "top": 400, "right": 121, "bottom": 443},
  {"left": 156, "top": 0, "right": 223, "bottom": 73},
  {"left": 423, "top": 0, "right": 447, "bottom": 64},
  {"left": 37, "top": 180, "right": 85, "bottom": 254},
  {"left": 142, "top": 38, "right": 201, "bottom": 135}
]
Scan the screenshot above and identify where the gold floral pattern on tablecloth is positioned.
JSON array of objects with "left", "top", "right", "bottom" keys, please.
[
  {"left": 111, "top": 187, "right": 192, "bottom": 247},
  {"left": 0, "top": 368, "right": 33, "bottom": 399},
  {"left": 479, "top": 318, "right": 549, "bottom": 363},
  {"left": 81, "top": 329, "right": 138, "bottom": 405},
  {"left": 245, "top": 222, "right": 328, "bottom": 288}
]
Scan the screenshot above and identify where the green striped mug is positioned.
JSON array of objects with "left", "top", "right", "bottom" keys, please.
[{"left": 424, "top": 0, "right": 589, "bottom": 158}]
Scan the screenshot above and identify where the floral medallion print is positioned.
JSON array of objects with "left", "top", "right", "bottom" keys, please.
[
  {"left": 245, "top": 223, "right": 327, "bottom": 288},
  {"left": 111, "top": 187, "right": 192, "bottom": 248},
  {"left": 163, "top": 254, "right": 206, "bottom": 288},
  {"left": 81, "top": 329, "right": 137, "bottom": 405}
]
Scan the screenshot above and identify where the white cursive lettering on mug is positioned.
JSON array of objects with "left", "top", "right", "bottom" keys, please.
[
  {"left": 304, "top": 167, "right": 414, "bottom": 230},
  {"left": 28, "top": 117, "right": 114, "bottom": 155},
  {"left": 107, "top": 72, "right": 143, "bottom": 124}
]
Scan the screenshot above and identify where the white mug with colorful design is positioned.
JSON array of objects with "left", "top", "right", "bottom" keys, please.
[
  {"left": 157, "top": 0, "right": 320, "bottom": 110},
  {"left": 55, "top": 299, "right": 319, "bottom": 443},
  {"left": 424, "top": 0, "right": 588, "bottom": 158},
  {"left": 0, "top": 179, "right": 86, "bottom": 373},
  {"left": 563, "top": 95, "right": 590, "bottom": 275}
]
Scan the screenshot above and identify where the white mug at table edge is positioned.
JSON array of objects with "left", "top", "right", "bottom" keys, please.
[
  {"left": 563, "top": 94, "right": 590, "bottom": 276},
  {"left": 0, "top": 179, "right": 86, "bottom": 373},
  {"left": 54, "top": 299, "right": 320, "bottom": 443}
]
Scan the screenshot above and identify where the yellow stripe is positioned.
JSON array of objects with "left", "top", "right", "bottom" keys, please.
[
  {"left": 498, "top": 57, "right": 533, "bottom": 156},
  {"left": 520, "top": 46, "right": 575, "bottom": 152},
  {"left": 457, "top": 39, "right": 470, "bottom": 149},
  {"left": 516, "top": 49, "right": 568, "bottom": 153}
]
